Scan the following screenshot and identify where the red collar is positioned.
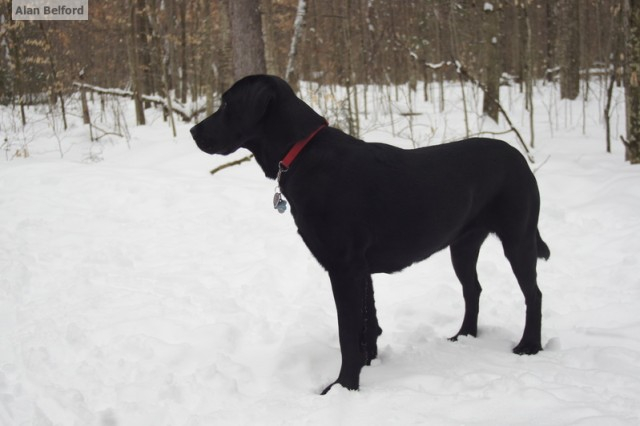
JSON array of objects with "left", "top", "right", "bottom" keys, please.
[{"left": 278, "top": 121, "right": 328, "bottom": 171}]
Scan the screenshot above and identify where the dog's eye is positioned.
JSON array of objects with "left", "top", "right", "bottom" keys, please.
[{"left": 220, "top": 101, "right": 228, "bottom": 111}]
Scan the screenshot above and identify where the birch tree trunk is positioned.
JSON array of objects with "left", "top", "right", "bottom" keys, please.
[{"left": 285, "top": 0, "right": 307, "bottom": 85}]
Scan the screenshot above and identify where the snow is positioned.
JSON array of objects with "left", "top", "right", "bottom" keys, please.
[{"left": 1, "top": 82, "right": 640, "bottom": 425}]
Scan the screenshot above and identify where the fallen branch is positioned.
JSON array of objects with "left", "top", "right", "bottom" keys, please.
[
  {"left": 620, "top": 135, "right": 630, "bottom": 149},
  {"left": 533, "top": 155, "right": 551, "bottom": 174},
  {"left": 604, "top": 67, "right": 616, "bottom": 153},
  {"left": 72, "top": 82, "right": 206, "bottom": 122},
  {"left": 468, "top": 129, "right": 514, "bottom": 138},
  {"left": 210, "top": 154, "right": 254, "bottom": 175}
]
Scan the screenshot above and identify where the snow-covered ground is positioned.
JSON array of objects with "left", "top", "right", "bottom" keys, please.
[{"left": 1, "top": 82, "right": 639, "bottom": 425}]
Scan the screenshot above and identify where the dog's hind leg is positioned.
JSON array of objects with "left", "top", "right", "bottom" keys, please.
[
  {"left": 449, "top": 229, "right": 488, "bottom": 341},
  {"left": 364, "top": 276, "right": 383, "bottom": 365},
  {"left": 502, "top": 233, "right": 543, "bottom": 355},
  {"left": 322, "top": 265, "right": 370, "bottom": 394}
]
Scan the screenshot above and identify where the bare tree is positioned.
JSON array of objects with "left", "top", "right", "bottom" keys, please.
[
  {"left": 482, "top": 1, "right": 501, "bottom": 123},
  {"left": 2, "top": 17, "right": 27, "bottom": 125},
  {"left": 38, "top": 23, "right": 68, "bottom": 131},
  {"left": 560, "top": 0, "right": 580, "bottom": 100},
  {"left": 179, "top": 0, "right": 188, "bottom": 104},
  {"left": 544, "top": 0, "right": 557, "bottom": 82},
  {"left": 285, "top": 0, "right": 307, "bottom": 84},
  {"left": 147, "top": 0, "right": 176, "bottom": 137},
  {"left": 126, "top": 0, "right": 146, "bottom": 125},
  {"left": 605, "top": 1, "right": 625, "bottom": 154},
  {"left": 214, "top": 0, "right": 234, "bottom": 94},
  {"left": 623, "top": 0, "right": 640, "bottom": 163},
  {"left": 521, "top": 1, "right": 535, "bottom": 148},
  {"left": 228, "top": 0, "right": 267, "bottom": 80}
]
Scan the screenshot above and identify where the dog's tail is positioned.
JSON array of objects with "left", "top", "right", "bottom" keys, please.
[{"left": 536, "top": 230, "right": 550, "bottom": 260}]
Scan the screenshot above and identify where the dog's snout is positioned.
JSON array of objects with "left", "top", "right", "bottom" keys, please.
[
  {"left": 190, "top": 123, "right": 221, "bottom": 155},
  {"left": 190, "top": 124, "right": 210, "bottom": 153},
  {"left": 189, "top": 125, "right": 199, "bottom": 140}
]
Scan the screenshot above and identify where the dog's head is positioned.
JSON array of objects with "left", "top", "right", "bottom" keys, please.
[{"left": 190, "top": 75, "right": 291, "bottom": 156}]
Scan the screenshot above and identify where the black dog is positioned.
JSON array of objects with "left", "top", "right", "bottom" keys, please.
[{"left": 190, "top": 75, "right": 550, "bottom": 394}]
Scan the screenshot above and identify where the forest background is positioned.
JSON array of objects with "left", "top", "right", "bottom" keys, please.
[{"left": 1, "top": 0, "right": 639, "bottom": 162}]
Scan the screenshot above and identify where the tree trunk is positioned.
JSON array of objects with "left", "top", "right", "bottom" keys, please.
[
  {"left": 127, "top": 0, "right": 146, "bottom": 125},
  {"left": 179, "top": 0, "right": 188, "bottom": 104},
  {"left": 166, "top": 0, "right": 180, "bottom": 101},
  {"left": 217, "top": 0, "right": 234, "bottom": 93},
  {"left": 560, "top": 0, "right": 580, "bottom": 100},
  {"left": 147, "top": 0, "right": 176, "bottom": 137},
  {"left": 8, "top": 22, "right": 27, "bottom": 125},
  {"left": 604, "top": 2, "right": 624, "bottom": 155},
  {"left": 624, "top": 0, "right": 640, "bottom": 163},
  {"left": 228, "top": 0, "right": 267, "bottom": 80},
  {"left": 605, "top": 68, "right": 615, "bottom": 153},
  {"left": 79, "top": 72, "right": 91, "bottom": 125},
  {"left": 434, "top": 6, "right": 445, "bottom": 112},
  {"left": 482, "top": 1, "right": 500, "bottom": 123},
  {"left": 261, "top": 0, "right": 278, "bottom": 75},
  {"left": 38, "top": 22, "right": 67, "bottom": 131},
  {"left": 285, "top": 0, "right": 307, "bottom": 85},
  {"left": 134, "top": 0, "right": 153, "bottom": 98},
  {"left": 522, "top": 2, "right": 535, "bottom": 148},
  {"left": 544, "top": 0, "right": 557, "bottom": 82},
  {"left": 203, "top": 1, "right": 215, "bottom": 116}
]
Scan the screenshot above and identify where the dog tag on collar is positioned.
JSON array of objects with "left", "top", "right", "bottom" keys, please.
[{"left": 273, "top": 192, "right": 287, "bottom": 214}]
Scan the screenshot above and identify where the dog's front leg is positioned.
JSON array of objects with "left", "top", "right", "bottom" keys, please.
[
  {"left": 322, "top": 267, "right": 369, "bottom": 394},
  {"left": 364, "top": 276, "right": 382, "bottom": 364}
]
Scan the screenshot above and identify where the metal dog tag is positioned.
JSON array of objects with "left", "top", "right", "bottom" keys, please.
[{"left": 273, "top": 192, "right": 287, "bottom": 213}]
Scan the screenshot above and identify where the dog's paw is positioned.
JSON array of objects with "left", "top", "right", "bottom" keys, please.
[
  {"left": 320, "top": 379, "right": 359, "bottom": 395},
  {"left": 449, "top": 330, "right": 477, "bottom": 342},
  {"left": 513, "top": 342, "right": 543, "bottom": 355},
  {"left": 364, "top": 344, "right": 378, "bottom": 365}
]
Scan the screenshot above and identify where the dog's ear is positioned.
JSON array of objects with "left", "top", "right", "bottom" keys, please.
[{"left": 240, "top": 78, "right": 274, "bottom": 127}]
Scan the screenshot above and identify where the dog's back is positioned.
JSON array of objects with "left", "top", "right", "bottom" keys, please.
[{"left": 287, "top": 135, "right": 543, "bottom": 275}]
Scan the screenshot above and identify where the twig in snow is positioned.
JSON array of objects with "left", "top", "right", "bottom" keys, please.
[
  {"left": 210, "top": 154, "right": 254, "bottom": 175},
  {"left": 533, "top": 155, "right": 551, "bottom": 174}
]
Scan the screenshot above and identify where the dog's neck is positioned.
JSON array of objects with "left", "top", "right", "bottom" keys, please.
[
  {"left": 245, "top": 140, "right": 281, "bottom": 179},
  {"left": 245, "top": 105, "right": 327, "bottom": 180}
]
